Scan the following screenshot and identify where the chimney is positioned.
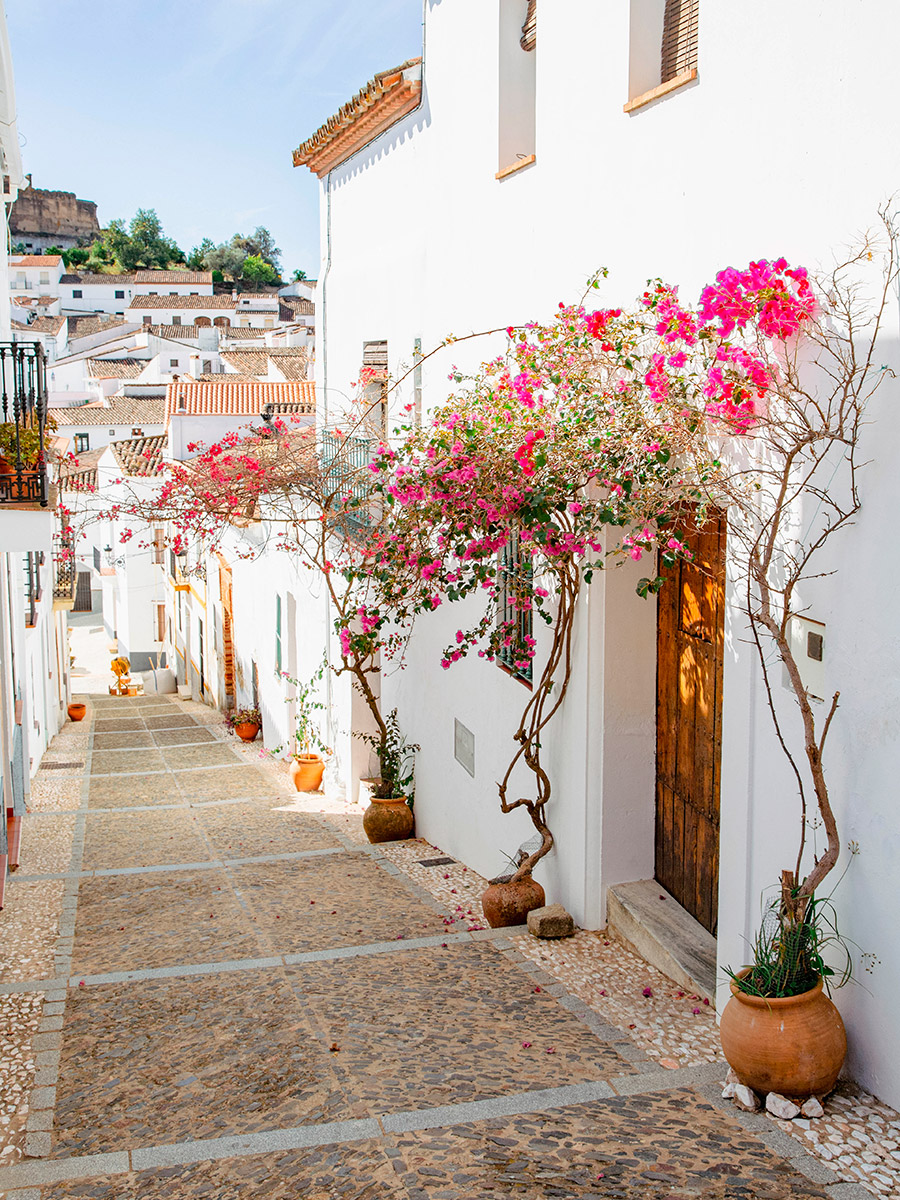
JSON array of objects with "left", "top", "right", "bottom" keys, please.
[{"left": 188, "top": 354, "right": 201, "bottom": 379}]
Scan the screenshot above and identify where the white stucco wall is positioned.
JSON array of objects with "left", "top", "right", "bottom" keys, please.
[{"left": 308, "top": 0, "right": 900, "bottom": 1106}]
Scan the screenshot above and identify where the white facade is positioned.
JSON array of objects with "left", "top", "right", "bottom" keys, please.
[
  {"left": 300, "top": 0, "right": 900, "bottom": 1108},
  {"left": 9, "top": 256, "right": 65, "bottom": 298}
]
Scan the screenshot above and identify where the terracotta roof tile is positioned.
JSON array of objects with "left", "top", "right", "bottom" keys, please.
[
  {"left": 279, "top": 296, "right": 315, "bottom": 318},
  {"left": 166, "top": 380, "right": 316, "bottom": 419},
  {"left": 10, "top": 255, "right": 62, "bottom": 266},
  {"left": 293, "top": 58, "right": 423, "bottom": 178},
  {"left": 23, "top": 315, "right": 66, "bottom": 334},
  {"left": 87, "top": 358, "right": 149, "bottom": 380},
  {"left": 48, "top": 399, "right": 167, "bottom": 426},
  {"left": 128, "top": 295, "right": 236, "bottom": 310},
  {"left": 146, "top": 324, "right": 205, "bottom": 341},
  {"left": 133, "top": 270, "right": 213, "bottom": 285},
  {"left": 109, "top": 434, "right": 167, "bottom": 477},
  {"left": 67, "top": 273, "right": 136, "bottom": 286},
  {"left": 59, "top": 447, "right": 103, "bottom": 492},
  {"left": 221, "top": 349, "right": 308, "bottom": 379},
  {"left": 66, "top": 316, "right": 132, "bottom": 340}
]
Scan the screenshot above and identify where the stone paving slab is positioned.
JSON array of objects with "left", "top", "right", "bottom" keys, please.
[
  {"left": 161, "top": 744, "right": 239, "bottom": 771},
  {"left": 50, "top": 972, "right": 359, "bottom": 1157},
  {"left": 143, "top": 715, "right": 199, "bottom": 731},
  {"left": 91, "top": 719, "right": 146, "bottom": 734},
  {"left": 152, "top": 728, "right": 217, "bottom": 747},
  {"left": 82, "top": 810, "right": 211, "bottom": 871},
  {"left": 90, "top": 732, "right": 155, "bottom": 751},
  {"left": 192, "top": 803, "right": 341, "bottom": 859},
  {"left": 33, "top": 1142, "right": 399, "bottom": 1199},
  {"left": 175, "top": 766, "right": 280, "bottom": 801},
  {"left": 290, "top": 941, "right": 634, "bottom": 1113},
  {"left": 387, "top": 1090, "right": 829, "bottom": 1198},
  {"left": 88, "top": 776, "right": 183, "bottom": 808},
  {"left": 71, "top": 870, "right": 261, "bottom": 974},
  {"left": 232, "top": 853, "right": 448, "bottom": 953},
  {"left": 90, "top": 749, "right": 167, "bottom": 776}
]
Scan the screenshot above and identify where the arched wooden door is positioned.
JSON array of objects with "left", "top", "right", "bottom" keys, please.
[{"left": 655, "top": 508, "right": 726, "bottom": 934}]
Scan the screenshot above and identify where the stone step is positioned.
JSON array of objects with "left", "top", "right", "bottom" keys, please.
[{"left": 607, "top": 879, "right": 718, "bottom": 1008}]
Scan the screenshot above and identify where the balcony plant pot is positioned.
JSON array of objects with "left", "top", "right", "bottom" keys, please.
[
  {"left": 234, "top": 722, "right": 260, "bottom": 743},
  {"left": 290, "top": 753, "right": 325, "bottom": 792},
  {"left": 481, "top": 874, "right": 546, "bottom": 928},
  {"left": 362, "top": 795, "right": 414, "bottom": 843},
  {"left": 67, "top": 702, "right": 86, "bottom": 722},
  {"left": 719, "top": 972, "right": 847, "bottom": 1100}
]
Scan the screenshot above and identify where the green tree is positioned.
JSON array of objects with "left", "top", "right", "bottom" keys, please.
[
  {"left": 186, "top": 237, "right": 215, "bottom": 272},
  {"left": 101, "top": 209, "right": 185, "bottom": 271},
  {"left": 240, "top": 254, "right": 278, "bottom": 288},
  {"left": 292, "top": 268, "right": 307, "bottom": 282}
]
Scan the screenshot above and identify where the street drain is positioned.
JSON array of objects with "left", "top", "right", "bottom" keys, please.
[
  {"left": 418, "top": 856, "right": 456, "bottom": 867},
  {"left": 41, "top": 762, "right": 83, "bottom": 770}
]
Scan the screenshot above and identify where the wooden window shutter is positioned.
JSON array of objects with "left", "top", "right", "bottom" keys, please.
[
  {"left": 661, "top": 0, "right": 698, "bottom": 83},
  {"left": 153, "top": 528, "right": 165, "bottom": 564},
  {"left": 156, "top": 603, "right": 166, "bottom": 642},
  {"left": 520, "top": 0, "right": 536, "bottom": 52}
]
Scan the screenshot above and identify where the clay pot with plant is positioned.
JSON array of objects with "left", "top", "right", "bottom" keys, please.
[
  {"left": 359, "top": 709, "right": 418, "bottom": 843},
  {"left": 280, "top": 663, "right": 330, "bottom": 792},
  {"left": 225, "top": 706, "right": 261, "bottom": 742}
]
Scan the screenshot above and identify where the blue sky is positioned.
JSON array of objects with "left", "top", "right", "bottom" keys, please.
[{"left": 5, "top": 0, "right": 424, "bottom": 277}]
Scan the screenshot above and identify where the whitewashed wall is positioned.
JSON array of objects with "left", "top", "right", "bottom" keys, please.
[{"left": 311, "top": 0, "right": 900, "bottom": 1105}]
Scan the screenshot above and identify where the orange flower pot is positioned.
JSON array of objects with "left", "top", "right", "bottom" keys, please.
[
  {"left": 67, "top": 702, "right": 86, "bottom": 722},
  {"left": 720, "top": 975, "right": 847, "bottom": 1100},
  {"left": 234, "top": 722, "right": 260, "bottom": 743},
  {"left": 290, "top": 754, "right": 325, "bottom": 792}
]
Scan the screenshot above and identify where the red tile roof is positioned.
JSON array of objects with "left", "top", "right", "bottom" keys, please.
[
  {"left": 10, "top": 255, "right": 62, "bottom": 266},
  {"left": 166, "top": 380, "right": 316, "bottom": 419},
  {"left": 87, "top": 358, "right": 149, "bottom": 380},
  {"left": 49, "top": 399, "right": 167, "bottom": 426},
  {"left": 293, "top": 59, "right": 422, "bottom": 178},
  {"left": 133, "top": 270, "right": 213, "bottom": 285},
  {"left": 109, "top": 434, "right": 167, "bottom": 476},
  {"left": 128, "top": 295, "right": 236, "bottom": 310}
]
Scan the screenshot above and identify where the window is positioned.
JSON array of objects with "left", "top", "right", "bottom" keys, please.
[
  {"left": 497, "top": 0, "right": 536, "bottom": 178},
  {"left": 169, "top": 291, "right": 177, "bottom": 296},
  {"left": 274, "top": 594, "right": 282, "bottom": 674},
  {"left": 202, "top": 360, "right": 211, "bottom": 373},
  {"left": 40, "top": 271, "right": 49, "bottom": 285},
  {"left": 131, "top": 427, "right": 143, "bottom": 437},
  {"left": 73, "top": 289, "right": 82, "bottom": 299},
  {"left": 115, "top": 290, "right": 125, "bottom": 299},
  {"left": 496, "top": 531, "right": 533, "bottom": 683},
  {"left": 142, "top": 315, "right": 152, "bottom": 325},
  {"left": 155, "top": 602, "right": 166, "bottom": 642},
  {"left": 108, "top": 428, "right": 116, "bottom": 436},
  {"left": 413, "top": 337, "right": 423, "bottom": 426},
  {"left": 172, "top": 316, "right": 182, "bottom": 326},
  {"left": 152, "top": 529, "right": 166, "bottom": 566},
  {"left": 74, "top": 433, "right": 89, "bottom": 453},
  {"left": 170, "top": 358, "right": 179, "bottom": 367},
  {"left": 626, "top": 0, "right": 698, "bottom": 111}
]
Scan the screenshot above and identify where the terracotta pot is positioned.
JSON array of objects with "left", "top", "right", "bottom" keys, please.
[
  {"left": 481, "top": 875, "right": 546, "bottom": 928},
  {"left": 67, "top": 702, "right": 86, "bottom": 722},
  {"left": 234, "top": 722, "right": 260, "bottom": 742},
  {"left": 290, "top": 753, "right": 325, "bottom": 792},
  {"left": 362, "top": 796, "right": 414, "bottom": 843},
  {"left": 720, "top": 974, "right": 847, "bottom": 1099}
]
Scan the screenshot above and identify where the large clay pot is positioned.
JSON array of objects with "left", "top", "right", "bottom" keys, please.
[
  {"left": 67, "top": 702, "right": 86, "bottom": 722},
  {"left": 481, "top": 875, "right": 546, "bottom": 928},
  {"left": 362, "top": 796, "right": 414, "bottom": 843},
  {"left": 290, "top": 753, "right": 325, "bottom": 792},
  {"left": 234, "top": 722, "right": 260, "bottom": 743},
  {"left": 720, "top": 975, "right": 847, "bottom": 1099}
]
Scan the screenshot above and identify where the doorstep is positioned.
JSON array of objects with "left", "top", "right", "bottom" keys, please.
[{"left": 607, "top": 879, "right": 718, "bottom": 1007}]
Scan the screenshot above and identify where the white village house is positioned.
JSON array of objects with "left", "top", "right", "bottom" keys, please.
[{"left": 283, "top": 0, "right": 900, "bottom": 1111}]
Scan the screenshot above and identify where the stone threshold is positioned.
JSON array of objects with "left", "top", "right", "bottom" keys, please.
[{"left": 607, "top": 879, "right": 718, "bottom": 1005}]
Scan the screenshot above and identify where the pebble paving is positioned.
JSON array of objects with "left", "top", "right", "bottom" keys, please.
[{"left": 0, "top": 694, "right": 891, "bottom": 1198}]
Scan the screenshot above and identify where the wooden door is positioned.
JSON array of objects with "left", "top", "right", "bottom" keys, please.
[
  {"left": 218, "top": 556, "right": 235, "bottom": 702},
  {"left": 655, "top": 508, "right": 726, "bottom": 934}
]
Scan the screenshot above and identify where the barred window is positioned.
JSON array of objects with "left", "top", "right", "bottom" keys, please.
[
  {"left": 661, "top": 0, "right": 698, "bottom": 83},
  {"left": 497, "top": 531, "right": 533, "bottom": 684}
]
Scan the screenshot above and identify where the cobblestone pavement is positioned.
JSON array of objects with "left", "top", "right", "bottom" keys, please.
[{"left": 0, "top": 696, "right": 882, "bottom": 1199}]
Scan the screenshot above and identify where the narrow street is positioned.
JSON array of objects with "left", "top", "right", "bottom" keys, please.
[{"left": 0, "top": 694, "right": 847, "bottom": 1198}]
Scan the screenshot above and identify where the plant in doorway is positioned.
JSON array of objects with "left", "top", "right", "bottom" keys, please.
[
  {"left": 358, "top": 708, "right": 419, "bottom": 843},
  {"left": 277, "top": 662, "right": 330, "bottom": 793}
]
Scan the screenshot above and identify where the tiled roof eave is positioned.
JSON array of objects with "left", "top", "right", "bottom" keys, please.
[{"left": 293, "top": 62, "right": 422, "bottom": 178}]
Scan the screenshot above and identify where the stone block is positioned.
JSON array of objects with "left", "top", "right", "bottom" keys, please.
[
  {"left": 801, "top": 1096, "right": 824, "bottom": 1118},
  {"left": 766, "top": 1092, "right": 801, "bottom": 1120},
  {"left": 734, "top": 1083, "right": 760, "bottom": 1111},
  {"left": 526, "top": 903, "right": 575, "bottom": 939}
]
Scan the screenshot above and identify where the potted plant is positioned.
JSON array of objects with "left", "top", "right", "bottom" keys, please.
[
  {"left": 280, "top": 664, "right": 330, "bottom": 792},
  {"left": 359, "top": 708, "right": 418, "bottom": 843},
  {"left": 225, "top": 706, "right": 261, "bottom": 742}
]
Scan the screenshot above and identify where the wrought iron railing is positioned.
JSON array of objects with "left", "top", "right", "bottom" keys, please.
[
  {"left": 0, "top": 341, "right": 49, "bottom": 507},
  {"left": 53, "top": 527, "right": 77, "bottom": 608}
]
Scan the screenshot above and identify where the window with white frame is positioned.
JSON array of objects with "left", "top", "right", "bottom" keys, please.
[
  {"left": 627, "top": 0, "right": 698, "bottom": 110},
  {"left": 497, "top": 0, "right": 536, "bottom": 177}
]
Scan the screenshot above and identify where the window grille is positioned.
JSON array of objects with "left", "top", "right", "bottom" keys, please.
[
  {"left": 321, "top": 430, "right": 374, "bottom": 531},
  {"left": 661, "top": 0, "right": 698, "bottom": 83},
  {"left": 497, "top": 531, "right": 533, "bottom": 683}
]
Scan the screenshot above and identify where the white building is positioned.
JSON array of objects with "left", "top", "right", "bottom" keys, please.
[
  {"left": 8, "top": 254, "right": 65, "bottom": 300},
  {"left": 57, "top": 269, "right": 214, "bottom": 317},
  {"left": 291, "top": 1, "right": 900, "bottom": 1109},
  {"left": 0, "top": 9, "right": 71, "bottom": 898},
  {"left": 127, "top": 294, "right": 237, "bottom": 328}
]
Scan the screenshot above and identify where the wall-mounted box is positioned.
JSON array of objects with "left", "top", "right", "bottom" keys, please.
[{"left": 784, "top": 616, "right": 825, "bottom": 702}]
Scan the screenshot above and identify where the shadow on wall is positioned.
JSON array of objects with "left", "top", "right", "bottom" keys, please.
[{"left": 332, "top": 89, "right": 432, "bottom": 190}]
